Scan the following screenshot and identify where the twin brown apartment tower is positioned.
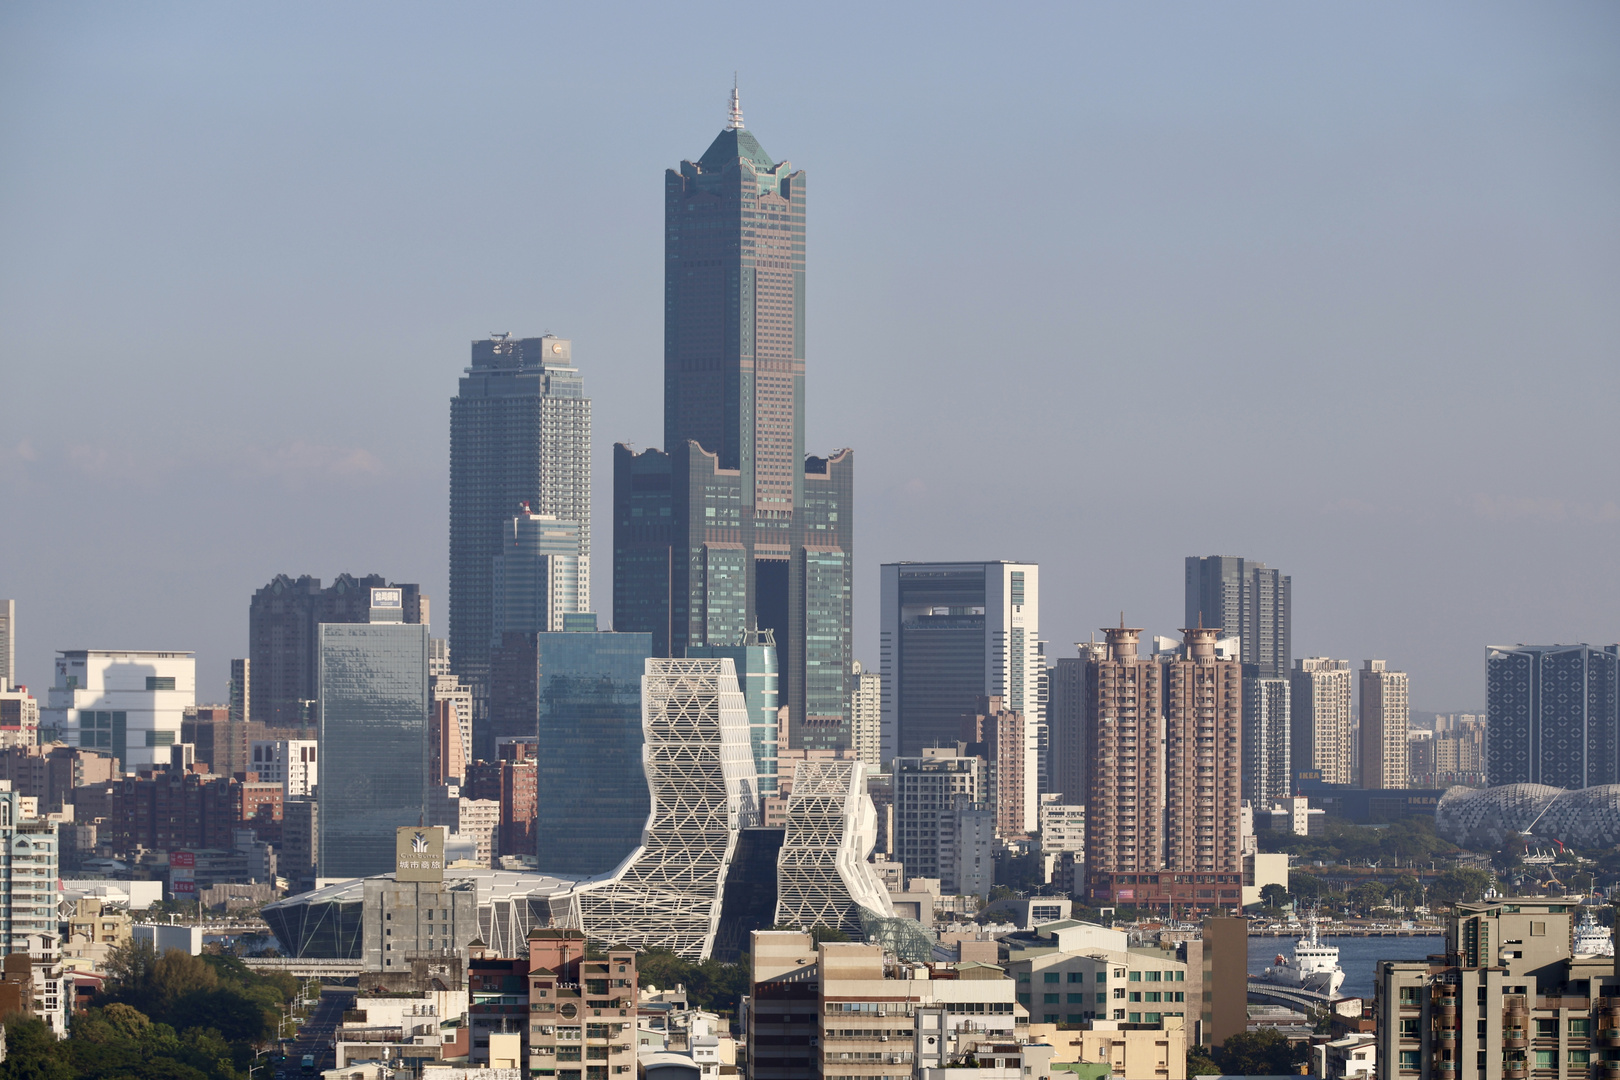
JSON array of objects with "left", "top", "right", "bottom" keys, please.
[
  {"left": 614, "top": 98, "right": 854, "bottom": 750},
  {"left": 1082, "top": 623, "right": 1244, "bottom": 913}
]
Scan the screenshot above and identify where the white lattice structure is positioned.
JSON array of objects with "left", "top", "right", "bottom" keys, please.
[
  {"left": 575, "top": 658, "right": 759, "bottom": 958},
  {"left": 774, "top": 760, "right": 895, "bottom": 936}
]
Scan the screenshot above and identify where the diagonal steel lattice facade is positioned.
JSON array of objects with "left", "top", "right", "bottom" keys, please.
[
  {"left": 575, "top": 658, "right": 760, "bottom": 958},
  {"left": 773, "top": 760, "right": 894, "bottom": 937}
]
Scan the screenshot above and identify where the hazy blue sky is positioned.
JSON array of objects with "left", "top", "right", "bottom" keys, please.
[{"left": 2, "top": 3, "right": 1616, "bottom": 710}]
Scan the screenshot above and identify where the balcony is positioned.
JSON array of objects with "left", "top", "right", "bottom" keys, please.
[
  {"left": 1600, "top": 1028, "right": 1620, "bottom": 1048},
  {"left": 1502, "top": 1029, "right": 1526, "bottom": 1049}
]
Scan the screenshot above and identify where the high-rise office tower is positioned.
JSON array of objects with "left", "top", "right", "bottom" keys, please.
[
  {"left": 1186, "top": 556, "right": 1292, "bottom": 807},
  {"left": 1487, "top": 643, "right": 1620, "bottom": 788},
  {"left": 879, "top": 561, "right": 1040, "bottom": 824},
  {"left": 317, "top": 588, "right": 430, "bottom": 880},
  {"left": 1242, "top": 670, "right": 1291, "bottom": 803},
  {"left": 1082, "top": 624, "right": 1164, "bottom": 906},
  {"left": 613, "top": 93, "right": 854, "bottom": 750},
  {"left": 534, "top": 631, "right": 655, "bottom": 878},
  {"left": 1162, "top": 627, "right": 1243, "bottom": 910},
  {"left": 849, "top": 660, "right": 882, "bottom": 769},
  {"left": 1184, "top": 557, "right": 1291, "bottom": 677},
  {"left": 1290, "top": 657, "right": 1353, "bottom": 785},
  {"left": 0, "top": 599, "right": 14, "bottom": 689},
  {"left": 450, "top": 333, "right": 590, "bottom": 740},
  {"left": 1358, "top": 659, "right": 1410, "bottom": 790},
  {"left": 249, "top": 573, "right": 424, "bottom": 728}
]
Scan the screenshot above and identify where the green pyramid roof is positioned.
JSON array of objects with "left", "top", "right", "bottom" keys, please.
[{"left": 699, "top": 127, "right": 775, "bottom": 171}]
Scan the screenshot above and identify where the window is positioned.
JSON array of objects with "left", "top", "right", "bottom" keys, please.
[
  {"left": 1067, "top": 973, "right": 1083, "bottom": 983},
  {"left": 1399, "top": 1051, "right": 1420, "bottom": 1069},
  {"left": 1400, "top": 1019, "right": 1420, "bottom": 1039},
  {"left": 1128, "top": 1012, "right": 1141, "bottom": 1023},
  {"left": 1128, "top": 971, "right": 1141, "bottom": 982},
  {"left": 1017, "top": 994, "right": 1030, "bottom": 1006},
  {"left": 1043, "top": 994, "right": 1059, "bottom": 1004},
  {"left": 1146, "top": 971, "right": 1161, "bottom": 982},
  {"left": 1067, "top": 994, "right": 1084, "bottom": 1004},
  {"left": 1044, "top": 1014, "right": 1057, "bottom": 1024},
  {"left": 1535, "top": 1019, "right": 1557, "bottom": 1038},
  {"left": 1145, "top": 992, "right": 1160, "bottom": 1003},
  {"left": 1570, "top": 1019, "right": 1590, "bottom": 1037},
  {"left": 1113, "top": 989, "right": 1125, "bottom": 1000},
  {"left": 146, "top": 676, "right": 176, "bottom": 691},
  {"left": 1128, "top": 992, "right": 1141, "bottom": 1003},
  {"left": 1044, "top": 973, "right": 1060, "bottom": 984},
  {"left": 1530, "top": 921, "right": 1546, "bottom": 936},
  {"left": 1571, "top": 1051, "right": 1591, "bottom": 1066},
  {"left": 1533, "top": 1051, "right": 1554, "bottom": 1068},
  {"left": 1399, "top": 987, "right": 1421, "bottom": 1006}
]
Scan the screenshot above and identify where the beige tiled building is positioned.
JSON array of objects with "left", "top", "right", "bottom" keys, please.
[{"left": 1376, "top": 898, "right": 1619, "bottom": 1080}]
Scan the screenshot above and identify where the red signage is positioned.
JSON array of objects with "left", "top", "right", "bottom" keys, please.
[{"left": 170, "top": 851, "right": 195, "bottom": 868}]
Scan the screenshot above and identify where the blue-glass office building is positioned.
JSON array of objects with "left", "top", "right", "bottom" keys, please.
[
  {"left": 534, "top": 631, "right": 655, "bottom": 878},
  {"left": 317, "top": 620, "right": 430, "bottom": 879}
]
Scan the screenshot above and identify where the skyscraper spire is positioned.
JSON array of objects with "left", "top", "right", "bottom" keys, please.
[{"left": 728, "top": 76, "right": 744, "bottom": 130}]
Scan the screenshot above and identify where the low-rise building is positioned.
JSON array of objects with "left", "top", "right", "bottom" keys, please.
[
  {"left": 526, "top": 929, "right": 639, "bottom": 1080},
  {"left": 1033, "top": 1016, "right": 1187, "bottom": 1079},
  {"left": 62, "top": 897, "right": 133, "bottom": 974},
  {"left": 336, "top": 989, "right": 468, "bottom": 1069},
  {"left": 1314, "top": 1032, "right": 1376, "bottom": 1079}
]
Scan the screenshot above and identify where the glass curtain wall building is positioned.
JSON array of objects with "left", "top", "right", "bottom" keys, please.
[
  {"left": 534, "top": 631, "right": 655, "bottom": 878},
  {"left": 450, "top": 334, "right": 589, "bottom": 756},
  {"left": 613, "top": 93, "right": 853, "bottom": 750},
  {"left": 318, "top": 613, "right": 431, "bottom": 880}
]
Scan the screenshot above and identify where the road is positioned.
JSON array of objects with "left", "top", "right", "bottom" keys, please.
[{"left": 275, "top": 986, "right": 353, "bottom": 1079}]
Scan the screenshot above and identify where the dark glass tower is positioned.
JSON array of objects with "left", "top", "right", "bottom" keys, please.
[
  {"left": 449, "top": 334, "right": 589, "bottom": 757},
  {"left": 1487, "top": 643, "right": 1620, "bottom": 787},
  {"left": 614, "top": 92, "right": 853, "bottom": 749}
]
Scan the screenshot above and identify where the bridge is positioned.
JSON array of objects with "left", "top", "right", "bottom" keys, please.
[
  {"left": 242, "top": 957, "right": 364, "bottom": 979},
  {"left": 1246, "top": 979, "right": 1335, "bottom": 1013}
]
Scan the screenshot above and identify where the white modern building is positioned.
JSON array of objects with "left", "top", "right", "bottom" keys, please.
[
  {"left": 41, "top": 649, "right": 195, "bottom": 770},
  {"left": 773, "top": 760, "right": 894, "bottom": 936},
  {"left": 575, "top": 657, "right": 760, "bottom": 959},
  {"left": 249, "top": 739, "right": 319, "bottom": 797},
  {"left": 880, "top": 561, "right": 1040, "bottom": 824},
  {"left": 0, "top": 788, "right": 61, "bottom": 956}
]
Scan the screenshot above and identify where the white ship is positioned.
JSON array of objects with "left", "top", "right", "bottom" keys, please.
[
  {"left": 1574, "top": 909, "right": 1614, "bottom": 958},
  {"left": 1254, "top": 915, "right": 1346, "bottom": 996}
]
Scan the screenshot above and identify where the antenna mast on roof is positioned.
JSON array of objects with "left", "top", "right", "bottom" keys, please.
[{"left": 729, "top": 75, "right": 744, "bottom": 130}]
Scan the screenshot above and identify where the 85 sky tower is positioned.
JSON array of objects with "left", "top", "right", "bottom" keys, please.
[{"left": 615, "top": 89, "right": 853, "bottom": 749}]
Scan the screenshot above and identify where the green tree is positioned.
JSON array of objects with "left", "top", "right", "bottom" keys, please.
[
  {"left": 1290, "top": 872, "right": 1324, "bottom": 899},
  {"left": 1351, "top": 881, "right": 1388, "bottom": 914},
  {"left": 1217, "top": 1028, "right": 1308, "bottom": 1076},
  {"left": 1430, "top": 867, "right": 1492, "bottom": 905},
  {"left": 1186, "top": 1046, "right": 1220, "bottom": 1077},
  {"left": 1259, "top": 883, "right": 1290, "bottom": 909}
]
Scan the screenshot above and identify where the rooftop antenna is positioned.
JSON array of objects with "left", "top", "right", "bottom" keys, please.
[{"left": 729, "top": 75, "right": 745, "bottom": 130}]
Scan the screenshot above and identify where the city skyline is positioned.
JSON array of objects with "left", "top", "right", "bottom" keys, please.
[{"left": 3, "top": 5, "right": 1618, "bottom": 710}]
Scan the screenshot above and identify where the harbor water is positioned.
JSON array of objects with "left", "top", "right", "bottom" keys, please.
[{"left": 1248, "top": 934, "right": 1444, "bottom": 1000}]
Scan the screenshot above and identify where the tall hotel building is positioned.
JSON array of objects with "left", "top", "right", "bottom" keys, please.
[
  {"left": 1487, "top": 643, "right": 1620, "bottom": 788},
  {"left": 449, "top": 333, "right": 589, "bottom": 750},
  {"left": 879, "top": 561, "right": 1040, "bottom": 824},
  {"left": 614, "top": 92, "right": 853, "bottom": 749}
]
